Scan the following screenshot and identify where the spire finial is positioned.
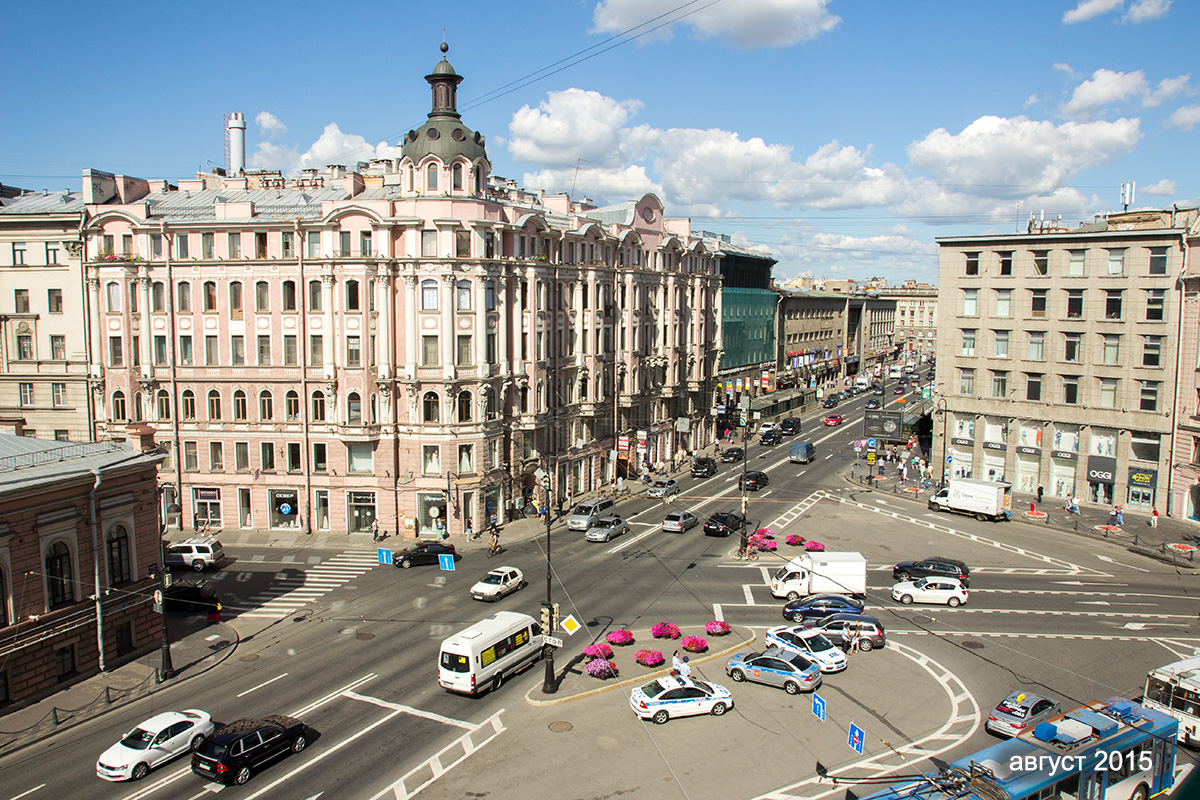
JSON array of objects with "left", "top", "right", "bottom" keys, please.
[{"left": 441, "top": 32, "right": 448, "bottom": 55}]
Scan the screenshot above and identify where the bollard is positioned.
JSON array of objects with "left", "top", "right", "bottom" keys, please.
[
  {"left": 1073, "top": 519, "right": 1079, "bottom": 532},
  {"left": 1030, "top": 502, "right": 1035, "bottom": 513},
  {"left": 1133, "top": 534, "right": 1138, "bottom": 546},
  {"left": 1045, "top": 513, "right": 1050, "bottom": 525},
  {"left": 51, "top": 708, "right": 61, "bottom": 726}
]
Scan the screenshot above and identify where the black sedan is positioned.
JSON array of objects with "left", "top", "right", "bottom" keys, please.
[
  {"left": 738, "top": 471, "right": 770, "bottom": 491},
  {"left": 704, "top": 512, "right": 745, "bottom": 537},
  {"left": 721, "top": 447, "right": 745, "bottom": 463},
  {"left": 191, "top": 716, "right": 309, "bottom": 786},
  {"left": 781, "top": 593, "right": 865, "bottom": 623},
  {"left": 163, "top": 581, "right": 220, "bottom": 614},
  {"left": 864, "top": 398, "right": 881, "bottom": 409},
  {"left": 822, "top": 396, "right": 839, "bottom": 408},
  {"left": 392, "top": 542, "right": 457, "bottom": 569},
  {"left": 760, "top": 430, "right": 782, "bottom": 446}
]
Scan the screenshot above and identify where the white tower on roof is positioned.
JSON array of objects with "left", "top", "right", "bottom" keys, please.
[{"left": 226, "top": 112, "right": 246, "bottom": 175}]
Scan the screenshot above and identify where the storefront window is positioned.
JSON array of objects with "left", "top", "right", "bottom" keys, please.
[
  {"left": 270, "top": 489, "right": 300, "bottom": 528},
  {"left": 1089, "top": 428, "right": 1116, "bottom": 458},
  {"left": 347, "top": 491, "right": 376, "bottom": 534},
  {"left": 193, "top": 488, "right": 222, "bottom": 530},
  {"left": 417, "top": 492, "right": 448, "bottom": 537}
]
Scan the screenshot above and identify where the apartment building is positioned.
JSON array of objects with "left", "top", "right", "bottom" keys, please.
[{"left": 880, "top": 280, "right": 938, "bottom": 362}]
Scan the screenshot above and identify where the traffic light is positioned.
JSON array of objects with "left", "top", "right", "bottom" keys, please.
[
  {"left": 540, "top": 604, "right": 553, "bottom": 633},
  {"left": 551, "top": 602, "right": 560, "bottom": 631}
]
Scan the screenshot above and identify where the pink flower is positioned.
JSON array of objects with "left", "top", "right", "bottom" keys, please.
[
  {"left": 681, "top": 635, "right": 708, "bottom": 653},
  {"left": 635, "top": 649, "right": 665, "bottom": 666},
  {"left": 705, "top": 621, "right": 731, "bottom": 636},
  {"left": 585, "top": 658, "right": 618, "bottom": 679},
  {"left": 583, "top": 642, "right": 613, "bottom": 660},
  {"left": 785, "top": 534, "right": 805, "bottom": 546},
  {"left": 651, "top": 622, "right": 681, "bottom": 639},
  {"left": 606, "top": 629, "right": 634, "bottom": 646},
  {"left": 805, "top": 541, "right": 825, "bottom": 551}
]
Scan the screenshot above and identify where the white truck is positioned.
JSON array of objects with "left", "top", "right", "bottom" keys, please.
[
  {"left": 770, "top": 551, "right": 867, "bottom": 600},
  {"left": 927, "top": 478, "right": 1012, "bottom": 521}
]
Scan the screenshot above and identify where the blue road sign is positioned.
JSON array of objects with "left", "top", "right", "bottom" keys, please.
[
  {"left": 439, "top": 553, "right": 456, "bottom": 571},
  {"left": 812, "top": 693, "right": 826, "bottom": 722},
  {"left": 866, "top": 438, "right": 877, "bottom": 449},
  {"left": 848, "top": 722, "right": 865, "bottom": 754},
  {"left": 377, "top": 548, "right": 392, "bottom": 565},
  {"left": 946, "top": 456, "right": 953, "bottom": 464}
]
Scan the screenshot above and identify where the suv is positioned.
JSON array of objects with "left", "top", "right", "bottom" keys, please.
[
  {"left": 892, "top": 557, "right": 971, "bottom": 587},
  {"left": 704, "top": 512, "right": 745, "bottom": 537},
  {"left": 822, "top": 395, "right": 839, "bottom": 408},
  {"left": 567, "top": 498, "right": 615, "bottom": 531},
  {"left": 760, "top": 430, "right": 782, "bottom": 446},
  {"left": 691, "top": 457, "right": 717, "bottom": 478},
  {"left": 165, "top": 538, "right": 225, "bottom": 572},
  {"left": 779, "top": 418, "right": 801, "bottom": 436},
  {"left": 164, "top": 581, "right": 220, "bottom": 614},
  {"left": 191, "top": 716, "right": 310, "bottom": 786}
]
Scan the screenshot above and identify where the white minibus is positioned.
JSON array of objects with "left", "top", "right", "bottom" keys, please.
[{"left": 438, "top": 611, "right": 544, "bottom": 695}]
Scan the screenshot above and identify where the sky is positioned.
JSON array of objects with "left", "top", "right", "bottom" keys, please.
[{"left": 2, "top": 0, "right": 1197, "bottom": 285}]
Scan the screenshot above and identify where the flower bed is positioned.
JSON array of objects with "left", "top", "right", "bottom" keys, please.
[
  {"left": 651, "top": 622, "right": 681, "bottom": 639},
  {"left": 605, "top": 629, "right": 634, "bottom": 646},
  {"left": 754, "top": 538, "right": 777, "bottom": 552},
  {"left": 1022, "top": 510, "right": 1047, "bottom": 520},
  {"left": 635, "top": 649, "right": 665, "bottom": 667},
  {"left": 585, "top": 658, "right": 618, "bottom": 679},
  {"left": 784, "top": 534, "right": 805, "bottom": 546},
  {"left": 755, "top": 528, "right": 775, "bottom": 539},
  {"left": 1093, "top": 524, "right": 1125, "bottom": 535},
  {"left": 804, "top": 541, "right": 826, "bottom": 551},
  {"left": 1167, "top": 543, "right": 1198, "bottom": 554},
  {"left": 681, "top": 635, "right": 708, "bottom": 653},
  {"left": 583, "top": 642, "right": 613, "bottom": 660},
  {"left": 705, "top": 620, "right": 731, "bottom": 636}
]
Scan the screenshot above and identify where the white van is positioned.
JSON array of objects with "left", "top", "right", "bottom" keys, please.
[
  {"left": 438, "top": 611, "right": 544, "bottom": 695},
  {"left": 888, "top": 366, "right": 902, "bottom": 379},
  {"left": 568, "top": 498, "right": 615, "bottom": 531}
]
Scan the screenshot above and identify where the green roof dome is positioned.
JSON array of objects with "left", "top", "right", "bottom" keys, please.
[{"left": 402, "top": 43, "right": 488, "bottom": 164}]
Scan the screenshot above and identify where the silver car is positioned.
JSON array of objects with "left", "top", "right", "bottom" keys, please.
[
  {"left": 724, "top": 647, "right": 822, "bottom": 694},
  {"left": 986, "top": 691, "right": 1059, "bottom": 737},
  {"left": 647, "top": 479, "right": 680, "bottom": 499},
  {"left": 585, "top": 516, "right": 629, "bottom": 542},
  {"left": 662, "top": 511, "right": 699, "bottom": 533}
]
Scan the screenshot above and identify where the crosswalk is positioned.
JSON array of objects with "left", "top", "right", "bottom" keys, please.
[{"left": 234, "top": 550, "right": 380, "bottom": 619}]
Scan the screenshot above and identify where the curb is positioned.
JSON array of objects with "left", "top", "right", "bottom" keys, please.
[{"left": 523, "top": 627, "right": 757, "bottom": 707}]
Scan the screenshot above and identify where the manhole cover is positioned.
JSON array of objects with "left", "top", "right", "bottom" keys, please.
[
  {"left": 962, "top": 640, "right": 984, "bottom": 650},
  {"left": 239, "top": 654, "right": 259, "bottom": 662},
  {"left": 548, "top": 721, "right": 573, "bottom": 733},
  {"left": 913, "top": 615, "right": 932, "bottom": 624},
  {"left": 356, "top": 633, "right": 375, "bottom": 640}
]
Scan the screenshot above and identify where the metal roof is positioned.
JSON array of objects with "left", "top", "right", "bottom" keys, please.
[
  {"left": 0, "top": 191, "right": 85, "bottom": 215},
  {"left": 0, "top": 436, "right": 162, "bottom": 494}
]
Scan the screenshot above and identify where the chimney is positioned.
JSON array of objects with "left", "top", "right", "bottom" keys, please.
[{"left": 227, "top": 113, "right": 246, "bottom": 175}]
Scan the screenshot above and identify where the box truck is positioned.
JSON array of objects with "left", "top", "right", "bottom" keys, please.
[
  {"left": 927, "top": 478, "right": 1012, "bottom": 521},
  {"left": 770, "top": 552, "right": 867, "bottom": 600}
]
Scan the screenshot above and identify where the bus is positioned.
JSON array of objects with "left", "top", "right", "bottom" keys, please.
[
  {"left": 437, "top": 611, "right": 543, "bottom": 696},
  {"left": 1144, "top": 654, "right": 1200, "bottom": 747},
  {"left": 861, "top": 697, "right": 1178, "bottom": 800}
]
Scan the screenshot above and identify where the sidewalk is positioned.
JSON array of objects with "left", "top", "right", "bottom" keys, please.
[{"left": 0, "top": 618, "right": 240, "bottom": 755}]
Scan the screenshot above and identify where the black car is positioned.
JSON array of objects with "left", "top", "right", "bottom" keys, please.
[
  {"left": 782, "top": 593, "right": 865, "bottom": 623},
  {"left": 704, "top": 512, "right": 745, "bottom": 537},
  {"left": 163, "top": 581, "right": 220, "bottom": 614},
  {"left": 191, "top": 716, "right": 309, "bottom": 786},
  {"left": 779, "top": 418, "right": 801, "bottom": 436},
  {"left": 392, "top": 542, "right": 458, "bottom": 569},
  {"left": 872, "top": 384, "right": 884, "bottom": 395},
  {"left": 721, "top": 447, "right": 745, "bottom": 463},
  {"left": 864, "top": 398, "right": 881, "bottom": 409},
  {"left": 760, "top": 430, "right": 783, "bottom": 446},
  {"left": 691, "top": 457, "right": 718, "bottom": 478},
  {"left": 892, "top": 557, "right": 971, "bottom": 587},
  {"left": 822, "top": 395, "right": 839, "bottom": 408},
  {"left": 738, "top": 471, "right": 770, "bottom": 491}
]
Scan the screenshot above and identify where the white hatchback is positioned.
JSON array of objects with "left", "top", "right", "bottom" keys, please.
[
  {"left": 892, "top": 576, "right": 969, "bottom": 607},
  {"left": 764, "top": 625, "right": 848, "bottom": 672}
]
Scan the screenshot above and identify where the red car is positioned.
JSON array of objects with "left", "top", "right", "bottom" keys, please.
[{"left": 822, "top": 414, "right": 844, "bottom": 426}]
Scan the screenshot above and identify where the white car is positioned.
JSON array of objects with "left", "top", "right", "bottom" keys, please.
[
  {"left": 630, "top": 675, "right": 734, "bottom": 724},
  {"left": 585, "top": 516, "right": 629, "bottom": 542},
  {"left": 892, "top": 576, "right": 969, "bottom": 607},
  {"left": 662, "top": 511, "right": 699, "bottom": 533},
  {"left": 758, "top": 422, "right": 778, "bottom": 434},
  {"left": 764, "top": 625, "right": 848, "bottom": 672},
  {"left": 469, "top": 566, "right": 526, "bottom": 602},
  {"left": 96, "top": 709, "right": 215, "bottom": 781}
]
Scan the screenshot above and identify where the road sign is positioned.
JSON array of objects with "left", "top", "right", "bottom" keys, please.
[
  {"left": 561, "top": 614, "right": 582, "bottom": 635},
  {"left": 867, "top": 438, "right": 876, "bottom": 449},
  {"left": 153, "top": 589, "right": 163, "bottom": 606},
  {"left": 946, "top": 456, "right": 953, "bottom": 464},
  {"left": 438, "top": 553, "right": 455, "bottom": 571},
  {"left": 544, "top": 635, "right": 564, "bottom": 648},
  {"left": 378, "top": 548, "right": 393, "bottom": 565},
  {"left": 848, "top": 722, "right": 865, "bottom": 754},
  {"left": 812, "top": 693, "right": 826, "bottom": 722}
]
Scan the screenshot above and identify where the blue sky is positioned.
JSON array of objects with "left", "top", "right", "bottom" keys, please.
[{"left": 2, "top": 0, "right": 1196, "bottom": 284}]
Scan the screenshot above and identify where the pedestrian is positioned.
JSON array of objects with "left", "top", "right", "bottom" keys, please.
[
  {"left": 672, "top": 650, "right": 683, "bottom": 677},
  {"left": 1115, "top": 505, "right": 1124, "bottom": 526},
  {"left": 1107, "top": 507, "right": 1119, "bottom": 526},
  {"left": 679, "top": 655, "right": 692, "bottom": 680},
  {"left": 848, "top": 622, "right": 862, "bottom": 655},
  {"left": 465, "top": 520, "right": 474, "bottom": 541},
  {"left": 1152, "top": 508, "right": 1159, "bottom": 528},
  {"left": 207, "top": 600, "right": 222, "bottom": 625},
  {"left": 371, "top": 519, "right": 380, "bottom": 542},
  {"left": 556, "top": 494, "right": 564, "bottom": 520},
  {"left": 1036, "top": 484, "right": 1044, "bottom": 504},
  {"left": 617, "top": 476, "right": 625, "bottom": 495}
]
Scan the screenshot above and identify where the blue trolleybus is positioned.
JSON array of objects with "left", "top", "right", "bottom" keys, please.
[{"left": 862, "top": 697, "right": 1178, "bottom": 800}]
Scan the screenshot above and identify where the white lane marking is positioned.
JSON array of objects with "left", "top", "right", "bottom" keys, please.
[
  {"left": 236, "top": 672, "right": 289, "bottom": 698},
  {"left": 1096, "top": 554, "right": 1151, "bottom": 573},
  {"left": 606, "top": 527, "right": 657, "bottom": 553},
  {"left": 8, "top": 785, "right": 46, "bottom": 800},
  {"left": 291, "top": 673, "right": 376, "bottom": 717},
  {"left": 713, "top": 603, "right": 724, "bottom": 622},
  {"left": 344, "top": 691, "right": 475, "bottom": 729},
  {"left": 368, "top": 711, "right": 507, "bottom": 800},
  {"left": 743, "top": 584, "right": 755, "bottom": 605}
]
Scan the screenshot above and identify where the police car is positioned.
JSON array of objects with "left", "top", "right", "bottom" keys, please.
[
  {"left": 629, "top": 675, "right": 733, "bottom": 724},
  {"left": 765, "top": 625, "right": 848, "bottom": 672},
  {"left": 724, "top": 647, "right": 822, "bottom": 694}
]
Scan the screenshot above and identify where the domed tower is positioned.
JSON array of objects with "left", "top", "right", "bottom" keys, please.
[{"left": 401, "top": 43, "right": 489, "bottom": 174}]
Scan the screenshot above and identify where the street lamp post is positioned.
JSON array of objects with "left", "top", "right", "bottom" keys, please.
[
  {"left": 156, "top": 486, "right": 181, "bottom": 681},
  {"left": 541, "top": 472, "right": 556, "bottom": 694},
  {"left": 935, "top": 397, "right": 948, "bottom": 488}
]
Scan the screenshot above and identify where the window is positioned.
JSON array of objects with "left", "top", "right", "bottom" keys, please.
[
  {"left": 456, "top": 280, "right": 471, "bottom": 310},
  {"left": 1141, "top": 381, "right": 1160, "bottom": 412},
  {"left": 156, "top": 389, "right": 170, "bottom": 419},
  {"left": 261, "top": 442, "right": 276, "bottom": 471},
  {"left": 177, "top": 281, "right": 191, "bottom": 312},
  {"left": 452, "top": 164, "right": 463, "bottom": 192},
  {"left": 991, "top": 371, "right": 1008, "bottom": 398},
  {"left": 179, "top": 335, "right": 193, "bottom": 365},
  {"left": 235, "top": 441, "right": 250, "bottom": 471},
  {"left": 109, "top": 336, "right": 124, "bottom": 366},
  {"left": 313, "top": 442, "right": 327, "bottom": 472},
  {"left": 345, "top": 279, "right": 359, "bottom": 311},
  {"left": 209, "top": 441, "right": 224, "bottom": 471},
  {"left": 282, "top": 232, "right": 294, "bottom": 258},
  {"left": 421, "top": 279, "right": 438, "bottom": 310},
  {"left": 45, "top": 542, "right": 74, "bottom": 609},
  {"left": 183, "top": 441, "right": 197, "bottom": 471},
  {"left": 311, "top": 391, "right": 326, "bottom": 421},
  {"left": 422, "top": 444, "right": 440, "bottom": 475},
  {"left": 281, "top": 280, "right": 296, "bottom": 311},
  {"left": 338, "top": 230, "right": 350, "bottom": 257},
  {"left": 255, "top": 232, "right": 267, "bottom": 259},
  {"left": 231, "top": 335, "right": 245, "bottom": 366},
  {"left": 421, "top": 230, "right": 437, "bottom": 258},
  {"left": 458, "top": 444, "right": 474, "bottom": 473},
  {"left": 1098, "top": 378, "right": 1118, "bottom": 408},
  {"left": 347, "top": 392, "right": 362, "bottom": 424},
  {"left": 457, "top": 335, "right": 471, "bottom": 366},
  {"left": 256, "top": 281, "right": 269, "bottom": 312},
  {"left": 150, "top": 234, "right": 163, "bottom": 259},
  {"left": 1064, "top": 290, "right": 1083, "bottom": 318},
  {"left": 151, "top": 282, "right": 165, "bottom": 312},
  {"left": 52, "top": 383, "right": 66, "bottom": 407},
  {"left": 1068, "top": 250, "right": 1085, "bottom": 276},
  {"left": 103, "top": 526, "right": 132, "bottom": 586},
  {"left": 257, "top": 335, "right": 271, "bottom": 365},
  {"left": 46, "top": 241, "right": 60, "bottom": 264},
  {"left": 962, "top": 289, "right": 977, "bottom": 317},
  {"left": 455, "top": 229, "right": 470, "bottom": 257},
  {"left": 203, "top": 281, "right": 217, "bottom": 312},
  {"left": 964, "top": 252, "right": 979, "bottom": 275},
  {"left": 285, "top": 390, "right": 299, "bottom": 420},
  {"left": 960, "top": 329, "right": 976, "bottom": 356},
  {"left": 1025, "top": 373, "right": 1042, "bottom": 402},
  {"left": 128, "top": 283, "right": 138, "bottom": 314},
  {"left": 19, "top": 383, "right": 34, "bottom": 407},
  {"left": 1032, "top": 250, "right": 1048, "bottom": 275},
  {"left": 308, "top": 230, "right": 321, "bottom": 258},
  {"left": 16, "top": 335, "right": 32, "bottom": 360},
  {"left": 1107, "top": 248, "right": 1125, "bottom": 275},
  {"left": 426, "top": 164, "right": 438, "bottom": 191},
  {"left": 1105, "top": 290, "right": 1123, "bottom": 319},
  {"left": 994, "top": 289, "right": 1011, "bottom": 318},
  {"left": 309, "top": 335, "right": 323, "bottom": 366},
  {"left": 207, "top": 389, "right": 221, "bottom": 419},
  {"left": 182, "top": 390, "right": 195, "bottom": 419},
  {"left": 423, "top": 391, "right": 440, "bottom": 423},
  {"left": 422, "top": 335, "right": 438, "bottom": 366},
  {"left": 287, "top": 442, "right": 301, "bottom": 472},
  {"left": 228, "top": 232, "right": 241, "bottom": 259},
  {"left": 486, "top": 280, "right": 496, "bottom": 310},
  {"left": 11, "top": 241, "right": 27, "bottom": 265},
  {"left": 1064, "top": 333, "right": 1081, "bottom": 363},
  {"left": 284, "top": 335, "right": 298, "bottom": 366},
  {"left": 205, "top": 335, "right": 218, "bottom": 365},
  {"left": 1102, "top": 335, "right": 1120, "bottom": 365},
  {"left": 259, "top": 391, "right": 273, "bottom": 421},
  {"left": 1146, "top": 289, "right": 1165, "bottom": 321},
  {"left": 43, "top": 287, "right": 62, "bottom": 314},
  {"left": 360, "top": 231, "right": 372, "bottom": 257},
  {"left": 229, "top": 281, "right": 243, "bottom": 316},
  {"left": 346, "top": 336, "right": 361, "bottom": 367},
  {"left": 347, "top": 442, "right": 373, "bottom": 474},
  {"left": 106, "top": 282, "right": 121, "bottom": 312},
  {"left": 958, "top": 369, "right": 974, "bottom": 395},
  {"left": 51, "top": 335, "right": 66, "bottom": 360},
  {"left": 1130, "top": 434, "right": 1160, "bottom": 462},
  {"left": 309, "top": 279, "right": 322, "bottom": 311},
  {"left": 1143, "top": 335, "right": 1162, "bottom": 367},
  {"left": 998, "top": 251, "right": 1012, "bottom": 276},
  {"left": 993, "top": 330, "right": 1009, "bottom": 358},
  {"left": 1063, "top": 375, "right": 1079, "bottom": 405},
  {"left": 1149, "top": 247, "right": 1168, "bottom": 276},
  {"left": 458, "top": 391, "right": 473, "bottom": 422},
  {"left": 202, "top": 232, "right": 214, "bottom": 259}
]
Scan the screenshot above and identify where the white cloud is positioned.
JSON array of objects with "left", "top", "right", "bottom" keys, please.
[
  {"left": 1123, "top": 0, "right": 1171, "bottom": 22},
  {"left": 508, "top": 89, "right": 642, "bottom": 167},
  {"left": 1140, "top": 179, "right": 1176, "bottom": 195},
  {"left": 1165, "top": 104, "right": 1200, "bottom": 129},
  {"left": 1024, "top": 94, "right": 1042, "bottom": 108},
  {"left": 592, "top": 0, "right": 839, "bottom": 49},
  {"left": 521, "top": 164, "right": 661, "bottom": 204},
  {"left": 248, "top": 121, "right": 403, "bottom": 174},
  {"left": 255, "top": 111, "right": 287, "bottom": 140},
  {"left": 1144, "top": 74, "right": 1191, "bottom": 107},
  {"left": 1061, "top": 69, "right": 1148, "bottom": 119},
  {"left": 1062, "top": 0, "right": 1124, "bottom": 24},
  {"left": 1053, "top": 62, "right": 1078, "bottom": 79}
]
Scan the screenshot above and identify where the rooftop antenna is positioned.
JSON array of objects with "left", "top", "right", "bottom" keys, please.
[
  {"left": 1015, "top": 202, "right": 1021, "bottom": 233},
  {"left": 1120, "top": 181, "right": 1135, "bottom": 211},
  {"left": 570, "top": 158, "right": 590, "bottom": 200}
]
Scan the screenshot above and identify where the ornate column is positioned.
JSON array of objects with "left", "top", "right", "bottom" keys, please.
[
  {"left": 497, "top": 275, "right": 508, "bottom": 374},
  {"left": 322, "top": 274, "right": 335, "bottom": 379},
  {"left": 442, "top": 273, "right": 455, "bottom": 380},
  {"left": 136, "top": 274, "right": 152, "bottom": 380},
  {"left": 379, "top": 265, "right": 393, "bottom": 380},
  {"left": 512, "top": 273, "right": 524, "bottom": 373},
  {"left": 87, "top": 275, "right": 103, "bottom": 379},
  {"left": 474, "top": 270, "right": 486, "bottom": 371},
  {"left": 404, "top": 274, "right": 417, "bottom": 378}
]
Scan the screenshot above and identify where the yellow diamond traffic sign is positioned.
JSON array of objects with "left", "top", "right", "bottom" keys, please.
[{"left": 561, "top": 614, "right": 582, "bottom": 635}]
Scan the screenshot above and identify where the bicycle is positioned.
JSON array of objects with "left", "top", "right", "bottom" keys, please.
[
  {"left": 487, "top": 541, "right": 504, "bottom": 558},
  {"left": 733, "top": 546, "right": 759, "bottom": 561}
]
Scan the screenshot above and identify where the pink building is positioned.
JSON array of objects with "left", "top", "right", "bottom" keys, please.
[{"left": 81, "top": 46, "right": 722, "bottom": 538}]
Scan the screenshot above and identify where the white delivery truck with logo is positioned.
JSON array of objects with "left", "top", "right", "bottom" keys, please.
[
  {"left": 927, "top": 478, "right": 1012, "bottom": 521},
  {"left": 770, "top": 552, "right": 867, "bottom": 600}
]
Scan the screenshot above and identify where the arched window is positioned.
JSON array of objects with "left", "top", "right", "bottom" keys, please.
[
  {"left": 286, "top": 390, "right": 300, "bottom": 420},
  {"left": 311, "top": 390, "right": 325, "bottom": 421},
  {"left": 177, "top": 281, "right": 191, "bottom": 312},
  {"left": 406, "top": 166, "right": 413, "bottom": 192},
  {"left": 423, "top": 391, "right": 440, "bottom": 423},
  {"left": 229, "top": 281, "right": 243, "bottom": 316},
  {"left": 207, "top": 389, "right": 221, "bottom": 420},
  {"left": 347, "top": 392, "right": 362, "bottom": 424},
  {"left": 421, "top": 279, "right": 438, "bottom": 310},
  {"left": 182, "top": 390, "right": 196, "bottom": 419},
  {"left": 233, "top": 390, "right": 247, "bottom": 421},
  {"left": 45, "top": 541, "right": 73, "bottom": 609},
  {"left": 126, "top": 282, "right": 136, "bottom": 314},
  {"left": 255, "top": 280, "right": 269, "bottom": 312},
  {"left": 458, "top": 391, "right": 472, "bottom": 422},
  {"left": 426, "top": 163, "right": 438, "bottom": 191},
  {"left": 475, "top": 169, "right": 483, "bottom": 195},
  {"left": 452, "top": 163, "right": 463, "bottom": 191},
  {"left": 106, "top": 525, "right": 131, "bottom": 585},
  {"left": 345, "top": 279, "right": 360, "bottom": 311},
  {"left": 282, "top": 280, "right": 296, "bottom": 311},
  {"left": 203, "top": 280, "right": 217, "bottom": 312},
  {"left": 370, "top": 393, "right": 378, "bottom": 424},
  {"left": 111, "top": 390, "right": 126, "bottom": 421},
  {"left": 152, "top": 281, "right": 166, "bottom": 312},
  {"left": 105, "top": 281, "right": 121, "bottom": 313},
  {"left": 259, "top": 390, "right": 273, "bottom": 421},
  {"left": 308, "top": 279, "right": 322, "bottom": 311},
  {"left": 156, "top": 389, "right": 171, "bottom": 419},
  {"left": 456, "top": 279, "right": 471, "bottom": 310}
]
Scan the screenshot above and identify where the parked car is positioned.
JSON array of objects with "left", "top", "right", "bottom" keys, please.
[
  {"left": 893, "top": 385, "right": 906, "bottom": 394},
  {"left": 823, "top": 396, "right": 840, "bottom": 408},
  {"left": 191, "top": 716, "right": 310, "bottom": 786},
  {"left": 662, "top": 511, "right": 699, "bottom": 533},
  {"left": 165, "top": 537, "right": 225, "bottom": 572},
  {"left": 392, "top": 542, "right": 457, "bottom": 569},
  {"left": 738, "top": 471, "right": 770, "bottom": 491},
  {"left": 704, "top": 512, "right": 745, "bottom": 537},
  {"left": 725, "top": 647, "right": 821, "bottom": 694},
  {"left": 760, "top": 429, "right": 783, "bottom": 446},
  {"left": 647, "top": 479, "right": 680, "bottom": 499},
  {"left": 691, "top": 457, "right": 718, "bottom": 478},
  {"left": 469, "top": 566, "right": 526, "bottom": 602},
  {"left": 163, "top": 581, "right": 220, "bottom": 614},
  {"left": 721, "top": 447, "right": 745, "bottom": 463},
  {"left": 782, "top": 593, "right": 865, "bottom": 623},
  {"left": 765, "top": 625, "right": 848, "bottom": 672},
  {"left": 891, "top": 576, "right": 969, "bottom": 607},
  {"left": 822, "top": 414, "right": 844, "bottom": 426},
  {"left": 986, "top": 691, "right": 1060, "bottom": 738},
  {"left": 892, "top": 557, "right": 971, "bottom": 587},
  {"left": 864, "top": 398, "right": 881, "bottom": 410},
  {"left": 567, "top": 498, "right": 616, "bottom": 531},
  {"left": 585, "top": 516, "right": 629, "bottom": 542},
  {"left": 810, "top": 613, "right": 886, "bottom": 652},
  {"left": 779, "top": 418, "right": 801, "bottom": 436},
  {"left": 630, "top": 676, "right": 733, "bottom": 724},
  {"left": 97, "top": 709, "right": 215, "bottom": 781}
]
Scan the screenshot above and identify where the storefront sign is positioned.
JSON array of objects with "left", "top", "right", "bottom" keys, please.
[
  {"left": 983, "top": 441, "right": 1006, "bottom": 451},
  {"left": 1051, "top": 450, "right": 1077, "bottom": 461},
  {"left": 349, "top": 492, "right": 375, "bottom": 505},
  {"left": 1128, "top": 468, "right": 1158, "bottom": 488},
  {"left": 1086, "top": 456, "right": 1117, "bottom": 484},
  {"left": 951, "top": 438, "right": 973, "bottom": 447},
  {"left": 195, "top": 488, "right": 220, "bottom": 501},
  {"left": 1016, "top": 446, "right": 1041, "bottom": 456}
]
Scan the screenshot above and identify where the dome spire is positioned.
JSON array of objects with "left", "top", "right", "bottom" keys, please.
[{"left": 426, "top": 41, "right": 462, "bottom": 120}]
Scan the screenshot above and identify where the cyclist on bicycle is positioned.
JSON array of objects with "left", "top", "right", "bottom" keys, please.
[{"left": 489, "top": 527, "right": 501, "bottom": 552}]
